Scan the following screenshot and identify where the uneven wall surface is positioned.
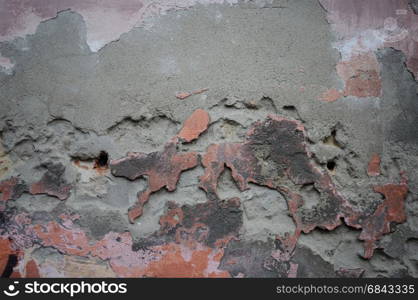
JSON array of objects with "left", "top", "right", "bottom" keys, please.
[{"left": 0, "top": 0, "right": 417, "bottom": 278}]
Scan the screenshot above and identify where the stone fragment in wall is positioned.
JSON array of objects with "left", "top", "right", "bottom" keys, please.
[
  {"left": 29, "top": 163, "right": 72, "bottom": 200},
  {"left": 0, "top": 164, "right": 71, "bottom": 211}
]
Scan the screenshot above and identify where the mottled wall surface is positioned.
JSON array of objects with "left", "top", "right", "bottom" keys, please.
[{"left": 0, "top": 0, "right": 417, "bottom": 278}]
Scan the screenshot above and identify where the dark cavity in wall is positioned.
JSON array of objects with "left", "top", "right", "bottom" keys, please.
[
  {"left": 1, "top": 254, "right": 17, "bottom": 278},
  {"left": 95, "top": 151, "right": 109, "bottom": 168},
  {"left": 327, "top": 160, "right": 336, "bottom": 171}
]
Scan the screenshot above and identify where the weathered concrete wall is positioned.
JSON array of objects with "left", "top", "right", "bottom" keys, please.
[{"left": 0, "top": 0, "right": 417, "bottom": 278}]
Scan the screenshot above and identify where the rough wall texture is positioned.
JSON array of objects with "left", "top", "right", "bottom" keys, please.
[{"left": 0, "top": 0, "right": 418, "bottom": 278}]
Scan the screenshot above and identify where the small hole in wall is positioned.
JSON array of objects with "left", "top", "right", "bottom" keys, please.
[
  {"left": 327, "top": 161, "right": 336, "bottom": 171},
  {"left": 95, "top": 151, "right": 109, "bottom": 168},
  {"left": 282, "top": 105, "right": 296, "bottom": 111},
  {"left": 0, "top": 212, "right": 6, "bottom": 227}
]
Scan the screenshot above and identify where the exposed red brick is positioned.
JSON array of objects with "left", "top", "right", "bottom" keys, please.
[
  {"left": 142, "top": 243, "right": 229, "bottom": 278},
  {"left": 319, "top": 89, "right": 342, "bottom": 102},
  {"left": 94, "top": 196, "right": 239, "bottom": 277},
  {"left": 359, "top": 175, "right": 408, "bottom": 259},
  {"left": 111, "top": 110, "right": 210, "bottom": 223},
  {"left": 198, "top": 114, "right": 410, "bottom": 261},
  {"left": 1, "top": 168, "right": 71, "bottom": 209},
  {"left": 319, "top": 53, "right": 382, "bottom": 101},
  {"left": 367, "top": 153, "right": 381, "bottom": 176},
  {"left": 337, "top": 53, "right": 382, "bottom": 98},
  {"left": 197, "top": 115, "right": 358, "bottom": 272},
  {"left": 199, "top": 115, "right": 349, "bottom": 233},
  {"left": 111, "top": 143, "right": 198, "bottom": 223},
  {"left": 93, "top": 235, "right": 229, "bottom": 277},
  {"left": 177, "top": 109, "right": 210, "bottom": 142},
  {"left": 176, "top": 92, "right": 192, "bottom": 100},
  {"left": 159, "top": 202, "right": 184, "bottom": 233},
  {"left": 1, "top": 112, "right": 410, "bottom": 278},
  {"left": 199, "top": 115, "right": 317, "bottom": 197},
  {"left": 200, "top": 143, "right": 255, "bottom": 195},
  {"left": 27, "top": 209, "right": 232, "bottom": 278},
  {"left": 25, "top": 259, "right": 40, "bottom": 278}
]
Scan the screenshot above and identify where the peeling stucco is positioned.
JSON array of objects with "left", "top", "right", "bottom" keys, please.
[{"left": 0, "top": 0, "right": 238, "bottom": 52}]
